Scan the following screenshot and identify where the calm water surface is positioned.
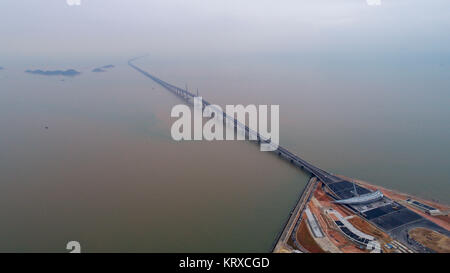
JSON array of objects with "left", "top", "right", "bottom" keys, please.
[{"left": 0, "top": 0, "right": 449, "bottom": 252}]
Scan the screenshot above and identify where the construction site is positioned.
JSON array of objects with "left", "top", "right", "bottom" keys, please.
[{"left": 273, "top": 176, "right": 450, "bottom": 253}]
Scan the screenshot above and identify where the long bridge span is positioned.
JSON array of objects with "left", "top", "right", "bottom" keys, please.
[
  {"left": 128, "top": 58, "right": 343, "bottom": 186},
  {"left": 128, "top": 58, "right": 450, "bottom": 253}
]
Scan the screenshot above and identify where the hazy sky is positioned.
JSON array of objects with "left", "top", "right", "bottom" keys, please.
[{"left": 1, "top": 0, "right": 449, "bottom": 64}]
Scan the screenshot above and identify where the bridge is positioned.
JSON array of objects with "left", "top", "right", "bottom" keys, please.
[
  {"left": 128, "top": 58, "right": 343, "bottom": 186},
  {"left": 128, "top": 58, "right": 450, "bottom": 253}
]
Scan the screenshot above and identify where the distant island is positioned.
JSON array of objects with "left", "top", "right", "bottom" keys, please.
[
  {"left": 25, "top": 69, "right": 81, "bottom": 77},
  {"left": 92, "top": 64, "right": 115, "bottom": 73}
]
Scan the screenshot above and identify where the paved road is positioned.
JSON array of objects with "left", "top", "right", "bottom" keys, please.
[{"left": 272, "top": 177, "right": 317, "bottom": 252}]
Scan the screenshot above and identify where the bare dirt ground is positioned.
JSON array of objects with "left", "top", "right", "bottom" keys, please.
[
  {"left": 409, "top": 227, "right": 450, "bottom": 253},
  {"left": 308, "top": 200, "right": 342, "bottom": 252},
  {"left": 347, "top": 216, "right": 395, "bottom": 253},
  {"left": 295, "top": 213, "right": 326, "bottom": 253},
  {"left": 311, "top": 187, "right": 369, "bottom": 253},
  {"left": 347, "top": 217, "right": 390, "bottom": 241}
]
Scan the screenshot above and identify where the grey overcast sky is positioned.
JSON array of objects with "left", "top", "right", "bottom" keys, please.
[{"left": 1, "top": 0, "right": 449, "bottom": 63}]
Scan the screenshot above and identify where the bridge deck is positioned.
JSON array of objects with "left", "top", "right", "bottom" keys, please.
[{"left": 128, "top": 59, "right": 340, "bottom": 185}]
